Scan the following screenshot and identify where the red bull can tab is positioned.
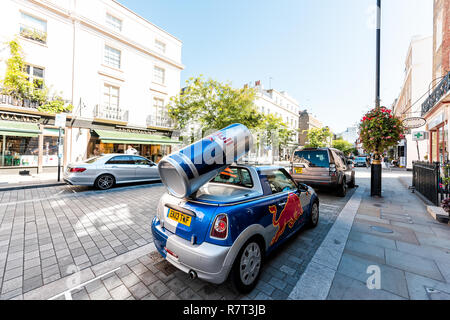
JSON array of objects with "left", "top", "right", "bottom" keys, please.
[{"left": 158, "top": 123, "right": 253, "bottom": 198}]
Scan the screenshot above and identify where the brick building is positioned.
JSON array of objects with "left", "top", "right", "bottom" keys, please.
[{"left": 298, "top": 110, "right": 323, "bottom": 147}]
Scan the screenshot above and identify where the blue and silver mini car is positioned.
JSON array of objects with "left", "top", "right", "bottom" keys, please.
[{"left": 151, "top": 165, "right": 319, "bottom": 292}]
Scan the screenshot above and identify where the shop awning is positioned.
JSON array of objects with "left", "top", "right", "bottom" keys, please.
[
  {"left": 0, "top": 120, "right": 41, "bottom": 137},
  {"left": 94, "top": 129, "right": 181, "bottom": 145}
]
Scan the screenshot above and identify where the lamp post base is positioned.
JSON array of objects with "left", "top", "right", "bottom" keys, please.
[{"left": 371, "top": 160, "right": 382, "bottom": 197}]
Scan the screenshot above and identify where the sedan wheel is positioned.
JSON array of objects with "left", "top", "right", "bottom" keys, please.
[{"left": 95, "top": 174, "right": 115, "bottom": 190}]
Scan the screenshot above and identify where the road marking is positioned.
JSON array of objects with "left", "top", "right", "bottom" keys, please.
[{"left": 48, "top": 267, "right": 120, "bottom": 300}]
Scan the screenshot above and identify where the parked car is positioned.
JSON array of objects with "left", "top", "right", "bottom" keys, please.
[
  {"left": 290, "top": 147, "right": 355, "bottom": 197},
  {"left": 64, "top": 154, "right": 160, "bottom": 190},
  {"left": 353, "top": 156, "right": 369, "bottom": 167},
  {"left": 151, "top": 165, "right": 319, "bottom": 293}
]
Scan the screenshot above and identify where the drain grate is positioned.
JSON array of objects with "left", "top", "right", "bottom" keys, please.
[
  {"left": 370, "top": 226, "right": 394, "bottom": 234},
  {"left": 154, "top": 260, "right": 178, "bottom": 276}
]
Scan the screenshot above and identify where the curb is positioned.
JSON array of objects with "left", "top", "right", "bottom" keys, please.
[
  {"left": 288, "top": 187, "right": 365, "bottom": 300},
  {"left": 0, "top": 182, "right": 66, "bottom": 192}
]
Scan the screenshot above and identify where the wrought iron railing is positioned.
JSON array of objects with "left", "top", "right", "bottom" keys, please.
[
  {"left": 0, "top": 92, "right": 41, "bottom": 109},
  {"left": 146, "top": 115, "right": 174, "bottom": 128},
  {"left": 94, "top": 104, "right": 129, "bottom": 122},
  {"left": 412, "top": 161, "right": 450, "bottom": 206},
  {"left": 422, "top": 71, "right": 450, "bottom": 116}
]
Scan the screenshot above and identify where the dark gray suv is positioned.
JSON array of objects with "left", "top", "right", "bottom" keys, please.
[{"left": 290, "top": 147, "right": 355, "bottom": 197}]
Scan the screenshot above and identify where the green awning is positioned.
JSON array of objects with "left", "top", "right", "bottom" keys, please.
[
  {"left": 0, "top": 121, "right": 41, "bottom": 137},
  {"left": 94, "top": 129, "right": 181, "bottom": 145}
]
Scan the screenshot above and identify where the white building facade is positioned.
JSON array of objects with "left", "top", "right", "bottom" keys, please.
[
  {"left": 393, "top": 36, "right": 432, "bottom": 169},
  {"left": 246, "top": 81, "right": 300, "bottom": 162},
  {"left": 0, "top": 0, "right": 183, "bottom": 173}
]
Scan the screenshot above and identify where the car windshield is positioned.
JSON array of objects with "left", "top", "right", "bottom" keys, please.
[
  {"left": 292, "top": 150, "right": 329, "bottom": 168},
  {"left": 211, "top": 167, "right": 253, "bottom": 188},
  {"left": 356, "top": 157, "right": 366, "bottom": 161},
  {"left": 83, "top": 156, "right": 101, "bottom": 164}
]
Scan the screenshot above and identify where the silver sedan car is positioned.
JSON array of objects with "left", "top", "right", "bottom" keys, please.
[{"left": 64, "top": 154, "right": 160, "bottom": 190}]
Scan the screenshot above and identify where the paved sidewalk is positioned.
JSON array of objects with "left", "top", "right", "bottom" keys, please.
[
  {"left": 322, "top": 171, "right": 450, "bottom": 300},
  {"left": 0, "top": 172, "right": 64, "bottom": 190}
]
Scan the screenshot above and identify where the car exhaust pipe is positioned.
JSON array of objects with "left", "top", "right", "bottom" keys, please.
[{"left": 189, "top": 270, "right": 197, "bottom": 280}]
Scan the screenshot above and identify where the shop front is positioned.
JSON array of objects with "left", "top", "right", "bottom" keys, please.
[
  {"left": 0, "top": 112, "right": 65, "bottom": 174},
  {"left": 88, "top": 128, "right": 181, "bottom": 163},
  {"left": 426, "top": 111, "right": 449, "bottom": 163}
]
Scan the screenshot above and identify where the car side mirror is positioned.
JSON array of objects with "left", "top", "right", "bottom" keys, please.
[{"left": 298, "top": 183, "right": 309, "bottom": 193}]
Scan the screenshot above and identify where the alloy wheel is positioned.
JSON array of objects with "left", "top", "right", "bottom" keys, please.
[{"left": 239, "top": 242, "right": 262, "bottom": 286}]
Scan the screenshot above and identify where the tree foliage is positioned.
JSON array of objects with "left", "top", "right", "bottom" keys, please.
[
  {"left": 304, "top": 127, "right": 333, "bottom": 148},
  {"left": 1, "top": 39, "right": 73, "bottom": 114},
  {"left": 261, "top": 113, "right": 296, "bottom": 154},
  {"left": 332, "top": 139, "right": 354, "bottom": 154},
  {"left": 169, "top": 76, "right": 264, "bottom": 133}
]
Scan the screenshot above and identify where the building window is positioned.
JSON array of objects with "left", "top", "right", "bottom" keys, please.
[
  {"left": 25, "top": 65, "right": 45, "bottom": 89},
  {"left": 104, "top": 45, "right": 121, "bottom": 69},
  {"left": 106, "top": 13, "right": 122, "bottom": 32},
  {"left": 153, "top": 98, "right": 170, "bottom": 127},
  {"left": 155, "top": 40, "right": 166, "bottom": 53},
  {"left": 153, "top": 66, "right": 165, "bottom": 84},
  {"left": 103, "top": 84, "right": 120, "bottom": 117},
  {"left": 20, "top": 12, "right": 47, "bottom": 44}
]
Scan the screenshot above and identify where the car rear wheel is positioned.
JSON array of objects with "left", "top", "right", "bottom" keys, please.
[
  {"left": 348, "top": 173, "right": 356, "bottom": 188},
  {"left": 231, "top": 239, "right": 263, "bottom": 293},
  {"left": 95, "top": 174, "right": 115, "bottom": 190},
  {"left": 307, "top": 202, "right": 319, "bottom": 228},
  {"left": 337, "top": 177, "right": 347, "bottom": 197}
]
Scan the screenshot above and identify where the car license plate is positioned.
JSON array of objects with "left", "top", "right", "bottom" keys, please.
[
  {"left": 168, "top": 209, "right": 192, "bottom": 227},
  {"left": 294, "top": 167, "right": 303, "bottom": 174}
]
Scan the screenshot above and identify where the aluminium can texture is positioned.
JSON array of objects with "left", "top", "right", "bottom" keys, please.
[{"left": 158, "top": 123, "right": 253, "bottom": 198}]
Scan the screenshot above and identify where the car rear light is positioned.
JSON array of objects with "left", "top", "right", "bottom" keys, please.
[
  {"left": 164, "top": 247, "right": 178, "bottom": 258},
  {"left": 210, "top": 214, "right": 228, "bottom": 239},
  {"left": 70, "top": 167, "right": 87, "bottom": 173},
  {"left": 329, "top": 164, "right": 337, "bottom": 176}
]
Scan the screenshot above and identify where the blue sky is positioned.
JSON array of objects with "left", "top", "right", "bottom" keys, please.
[{"left": 118, "top": 0, "right": 433, "bottom": 133}]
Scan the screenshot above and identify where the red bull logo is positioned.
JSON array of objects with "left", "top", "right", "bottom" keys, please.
[{"left": 269, "top": 193, "right": 304, "bottom": 246}]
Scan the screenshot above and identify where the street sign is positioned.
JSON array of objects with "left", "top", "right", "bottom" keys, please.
[
  {"left": 412, "top": 131, "right": 428, "bottom": 141},
  {"left": 402, "top": 117, "right": 426, "bottom": 129},
  {"left": 55, "top": 114, "right": 67, "bottom": 128}
]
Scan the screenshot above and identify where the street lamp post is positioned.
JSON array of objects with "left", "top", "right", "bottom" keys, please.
[{"left": 371, "top": 0, "right": 382, "bottom": 197}]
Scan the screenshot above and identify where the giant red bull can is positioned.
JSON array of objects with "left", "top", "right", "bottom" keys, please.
[{"left": 158, "top": 123, "right": 253, "bottom": 198}]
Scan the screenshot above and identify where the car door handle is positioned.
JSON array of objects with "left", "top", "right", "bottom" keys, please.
[
  {"left": 111, "top": 166, "right": 118, "bottom": 168},
  {"left": 278, "top": 202, "right": 287, "bottom": 207}
]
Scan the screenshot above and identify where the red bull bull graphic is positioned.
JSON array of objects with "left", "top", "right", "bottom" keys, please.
[{"left": 269, "top": 193, "right": 304, "bottom": 246}]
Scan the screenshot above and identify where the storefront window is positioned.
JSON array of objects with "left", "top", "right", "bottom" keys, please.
[
  {"left": 43, "top": 136, "right": 61, "bottom": 166},
  {"left": 1, "top": 135, "right": 39, "bottom": 167},
  {"left": 432, "top": 131, "right": 438, "bottom": 162}
]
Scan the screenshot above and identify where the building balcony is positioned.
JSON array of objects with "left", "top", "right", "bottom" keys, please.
[
  {"left": 146, "top": 115, "right": 174, "bottom": 129},
  {"left": 422, "top": 71, "right": 450, "bottom": 116},
  {"left": 0, "top": 93, "right": 41, "bottom": 109},
  {"left": 94, "top": 104, "right": 129, "bottom": 122}
]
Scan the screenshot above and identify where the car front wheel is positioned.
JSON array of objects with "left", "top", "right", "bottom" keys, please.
[
  {"left": 231, "top": 239, "right": 263, "bottom": 293},
  {"left": 307, "top": 202, "right": 319, "bottom": 228},
  {"left": 95, "top": 174, "right": 115, "bottom": 190}
]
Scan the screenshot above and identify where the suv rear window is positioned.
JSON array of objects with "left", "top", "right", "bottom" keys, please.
[
  {"left": 211, "top": 167, "right": 253, "bottom": 188},
  {"left": 292, "top": 150, "right": 330, "bottom": 168}
]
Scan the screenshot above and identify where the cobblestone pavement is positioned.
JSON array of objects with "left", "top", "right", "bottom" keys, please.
[{"left": 0, "top": 179, "right": 355, "bottom": 300}]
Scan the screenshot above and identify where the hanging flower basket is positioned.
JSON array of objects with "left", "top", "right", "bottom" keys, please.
[{"left": 359, "top": 106, "right": 405, "bottom": 159}]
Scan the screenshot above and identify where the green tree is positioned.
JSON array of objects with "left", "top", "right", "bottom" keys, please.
[
  {"left": 168, "top": 76, "right": 264, "bottom": 133},
  {"left": 1, "top": 39, "right": 73, "bottom": 114},
  {"left": 305, "top": 127, "right": 333, "bottom": 148},
  {"left": 332, "top": 139, "right": 354, "bottom": 154},
  {"left": 261, "top": 113, "right": 296, "bottom": 156}
]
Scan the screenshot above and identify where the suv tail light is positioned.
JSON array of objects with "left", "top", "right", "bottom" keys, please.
[
  {"left": 329, "top": 164, "right": 337, "bottom": 176},
  {"left": 210, "top": 214, "right": 228, "bottom": 239},
  {"left": 70, "top": 167, "right": 87, "bottom": 173}
]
